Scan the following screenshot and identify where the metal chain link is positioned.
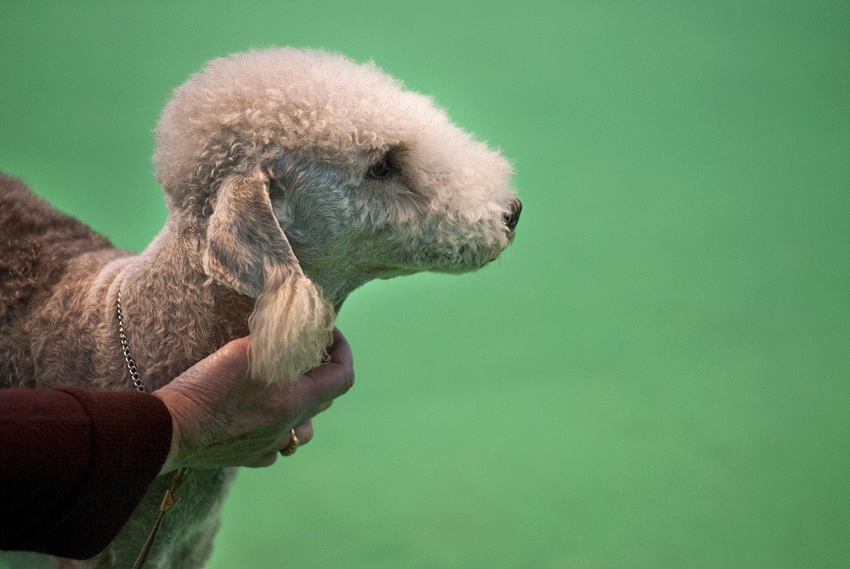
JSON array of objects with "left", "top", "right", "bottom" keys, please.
[
  {"left": 117, "top": 288, "right": 145, "bottom": 393},
  {"left": 117, "top": 287, "right": 190, "bottom": 568}
]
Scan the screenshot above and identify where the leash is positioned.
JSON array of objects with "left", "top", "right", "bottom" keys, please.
[
  {"left": 130, "top": 467, "right": 190, "bottom": 569},
  {"left": 119, "top": 289, "right": 191, "bottom": 569}
]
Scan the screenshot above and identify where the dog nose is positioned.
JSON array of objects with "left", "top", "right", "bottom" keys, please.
[{"left": 503, "top": 199, "right": 522, "bottom": 232}]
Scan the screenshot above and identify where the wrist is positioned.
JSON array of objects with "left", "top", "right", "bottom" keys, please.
[{"left": 151, "top": 389, "right": 183, "bottom": 475}]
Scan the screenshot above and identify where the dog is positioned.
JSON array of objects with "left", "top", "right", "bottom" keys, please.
[{"left": 0, "top": 47, "right": 520, "bottom": 568}]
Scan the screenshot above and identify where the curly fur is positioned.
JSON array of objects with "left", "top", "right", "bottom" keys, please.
[
  {"left": 248, "top": 263, "right": 334, "bottom": 384},
  {"left": 0, "top": 47, "right": 519, "bottom": 568}
]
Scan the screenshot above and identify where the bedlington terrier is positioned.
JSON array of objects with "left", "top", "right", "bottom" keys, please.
[{"left": 0, "top": 47, "right": 520, "bottom": 568}]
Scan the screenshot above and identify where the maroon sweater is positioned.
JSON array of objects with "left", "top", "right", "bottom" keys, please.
[{"left": 0, "top": 387, "right": 172, "bottom": 559}]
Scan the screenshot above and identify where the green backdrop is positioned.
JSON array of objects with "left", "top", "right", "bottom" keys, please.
[{"left": 2, "top": 1, "right": 848, "bottom": 567}]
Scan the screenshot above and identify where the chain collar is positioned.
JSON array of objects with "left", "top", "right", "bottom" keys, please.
[
  {"left": 117, "top": 287, "right": 191, "bottom": 569},
  {"left": 117, "top": 288, "right": 145, "bottom": 392}
]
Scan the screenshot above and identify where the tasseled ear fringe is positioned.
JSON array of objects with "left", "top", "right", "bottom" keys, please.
[{"left": 247, "top": 263, "right": 334, "bottom": 383}]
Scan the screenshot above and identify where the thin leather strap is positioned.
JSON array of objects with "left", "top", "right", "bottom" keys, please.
[{"left": 130, "top": 467, "right": 189, "bottom": 569}]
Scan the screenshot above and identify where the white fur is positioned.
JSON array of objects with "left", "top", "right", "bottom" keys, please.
[{"left": 248, "top": 263, "right": 334, "bottom": 384}]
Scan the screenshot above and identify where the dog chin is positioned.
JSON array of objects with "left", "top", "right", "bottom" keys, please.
[
  {"left": 440, "top": 260, "right": 496, "bottom": 274},
  {"left": 428, "top": 252, "right": 506, "bottom": 275},
  {"left": 368, "top": 247, "right": 503, "bottom": 279}
]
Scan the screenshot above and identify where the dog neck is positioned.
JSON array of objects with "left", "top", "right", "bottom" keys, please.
[
  {"left": 114, "top": 220, "right": 254, "bottom": 391},
  {"left": 297, "top": 263, "right": 370, "bottom": 309}
]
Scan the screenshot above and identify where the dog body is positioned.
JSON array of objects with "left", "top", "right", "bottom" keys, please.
[
  {"left": 0, "top": 48, "right": 519, "bottom": 567},
  {"left": 0, "top": 175, "right": 248, "bottom": 568}
]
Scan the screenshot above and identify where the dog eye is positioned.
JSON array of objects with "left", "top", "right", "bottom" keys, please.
[{"left": 367, "top": 159, "right": 390, "bottom": 179}]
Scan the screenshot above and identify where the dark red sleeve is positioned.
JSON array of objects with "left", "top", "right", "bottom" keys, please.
[{"left": 0, "top": 387, "right": 173, "bottom": 560}]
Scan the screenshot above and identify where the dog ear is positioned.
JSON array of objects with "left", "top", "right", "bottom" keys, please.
[{"left": 204, "top": 171, "right": 334, "bottom": 383}]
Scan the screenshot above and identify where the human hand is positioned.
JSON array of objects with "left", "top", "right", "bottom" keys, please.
[{"left": 151, "top": 328, "right": 354, "bottom": 473}]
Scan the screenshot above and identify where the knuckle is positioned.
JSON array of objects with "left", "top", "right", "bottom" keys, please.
[
  {"left": 213, "top": 338, "right": 250, "bottom": 374},
  {"left": 343, "top": 367, "right": 355, "bottom": 392},
  {"left": 250, "top": 452, "right": 278, "bottom": 468},
  {"left": 330, "top": 366, "right": 354, "bottom": 397},
  {"left": 220, "top": 336, "right": 249, "bottom": 358}
]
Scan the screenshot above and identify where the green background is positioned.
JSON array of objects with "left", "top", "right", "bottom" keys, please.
[{"left": 2, "top": 1, "right": 848, "bottom": 567}]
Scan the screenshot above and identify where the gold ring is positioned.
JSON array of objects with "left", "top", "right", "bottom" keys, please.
[{"left": 281, "top": 428, "right": 299, "bottom": 456}]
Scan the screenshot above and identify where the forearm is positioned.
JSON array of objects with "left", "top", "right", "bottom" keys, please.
[{"left": 0, "top": 387, "right": 172, "bottom": 559}]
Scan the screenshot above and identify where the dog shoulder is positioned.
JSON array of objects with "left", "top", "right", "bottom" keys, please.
[{"left": 0, "top": 172, "right": 114, "bottom": 318}]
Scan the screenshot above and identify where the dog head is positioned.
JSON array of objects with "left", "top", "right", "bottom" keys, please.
[{"left": 153, "top": 48, "right": 520, "bottom": 382}]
